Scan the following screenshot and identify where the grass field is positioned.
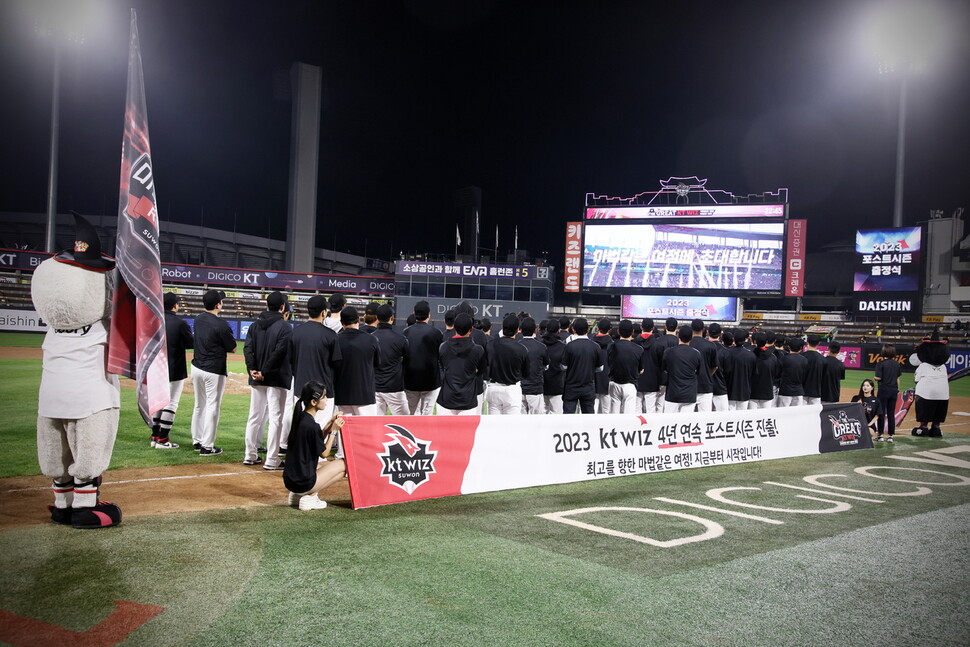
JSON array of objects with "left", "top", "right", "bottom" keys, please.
[
  {"left": 1, "top": 439, "right": 968, "bottom": 646},
  {"left": 2, "top": 332, "right": 969, "bottom": 646}
]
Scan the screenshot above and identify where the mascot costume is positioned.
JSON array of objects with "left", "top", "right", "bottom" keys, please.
[
  {"left": 31, "top": 214, "right": 123, "bottom": 529},
  {"left": 909, "top": 328, "right": 950, "bottom": 438}
]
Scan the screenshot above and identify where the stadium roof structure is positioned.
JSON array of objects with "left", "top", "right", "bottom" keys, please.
[{"left": 585, "top": 176, "right": 789, "bottom": 207}]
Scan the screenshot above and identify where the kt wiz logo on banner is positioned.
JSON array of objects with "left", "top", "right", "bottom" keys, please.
[{"left": 378, "top": 424, "right": 438, "bottom": 494}]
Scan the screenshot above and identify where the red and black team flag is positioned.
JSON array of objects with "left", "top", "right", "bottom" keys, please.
[{"left": 108, "top": 9, "right": 169, "bottom": 424}]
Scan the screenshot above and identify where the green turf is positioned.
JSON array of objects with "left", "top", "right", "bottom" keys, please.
[
  {"left": 1, "top": 439, "right": 968, "bottom": 646},
  {"left": 3, "top": 351, "right": 970, "bottom": 477}
]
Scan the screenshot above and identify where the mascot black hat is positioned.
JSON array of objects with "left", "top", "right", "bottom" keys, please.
[{"left": 53, "top": 212, "right": 116, "bottom": 272}]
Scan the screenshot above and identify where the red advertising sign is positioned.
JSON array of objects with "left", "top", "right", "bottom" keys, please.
[
  {"left": 785, "top": 219, "right": 806, "bottom": 297},
  {"left": 564, "top": 221, "right": 582, "bottom": 293}
]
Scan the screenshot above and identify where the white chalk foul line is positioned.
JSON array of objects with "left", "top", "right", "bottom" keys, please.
[{"left": 3, "top": 471, "right": 258, "bottom": 494}]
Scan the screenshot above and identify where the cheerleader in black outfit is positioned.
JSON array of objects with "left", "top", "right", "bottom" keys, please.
[
  {"left": 282, "top": 381, "right": 346, "bottom": 510},
  {"left": 850, "top": 379, "right": 883, "bottom": 438}
]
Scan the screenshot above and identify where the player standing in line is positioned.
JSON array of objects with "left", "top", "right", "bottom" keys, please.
[
  {"left": 707, "top": 323, "right": 730, "bottom": 412},
  {"left": 519, "top": 317, "right": 549, "bottom": 414},
  {"left": 592, "top": 318, "right": 614, "bottom": 413},
  {"left": 243, "top": 291, "right": 292, "bottom": 470},
  {"left": 403, "top": 300, "right": 443, "bottom": 415},
  {"left": 485, "top": 314, "right": 530, "bottom": 414},
  {"left": 777, "top": 337, "right": 807, "bottom": 407},
  {"left": 689, "top": 319, "right": 718, "bottom": 412},
  {"left": 725, "top": 329, "right": 756, "bottom": 410},
  {"left": 288, "top": 295, "right": 342, "bottom": 428},
  {"left": 541, "top": 319, "right": 567, "bottom": 414},
  {"left": 820, "top": 341, "right": 846, "bottom": 404},
  {"left": 436, "top": 313, "right": 487, "bottom": 415},
  {"left": 360, "top": 302, "right": 380, "bottom": 334},
  {"left": 190, "top": 290, "right": 237, "bottom": 455},
  {"left": 561, "top": 317, "right": 603, "bottom": 414},
  {"left": 333, "top": 306, "right": 382, "bottom": 416},
  {"left": 749, "top": 332, "right": 779, "bottom": 409},
  {"left": 801, "top": 334, "right": 824, "bottom": 406},
  {"left": 373, "top": 304, "right": 410, "bottom": 415},
  {"left": 323, "top": 294, "right": 345, "bottom": 333},
  {"left": 151, "top": 292, "right": 193, "bottom": 449},
  {"left": 662, "top": 326, "right": 701, "bottom": 413},
  {"left": 607, "top": 319, "right": 642, "bottom": 413}
]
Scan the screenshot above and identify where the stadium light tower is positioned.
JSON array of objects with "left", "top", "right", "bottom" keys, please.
[{"left": 858, "top": 2, "right": 947, "bottom": 228}]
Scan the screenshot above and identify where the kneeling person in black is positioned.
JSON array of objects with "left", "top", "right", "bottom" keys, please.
[{"left": 283, "top": 380, "right": 346, "bottom": 511}]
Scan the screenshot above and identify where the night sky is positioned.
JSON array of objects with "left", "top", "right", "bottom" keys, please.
[{"left": 1, "top": 0, "right": 968, "bottom": 265}]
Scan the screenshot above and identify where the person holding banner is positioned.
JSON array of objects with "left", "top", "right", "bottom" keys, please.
[
  {"left": 282, "top": 381, "right": 346, "bottom": 511},
  {"left": 851, "top": 379, "right": 882, "bottom": 437}
]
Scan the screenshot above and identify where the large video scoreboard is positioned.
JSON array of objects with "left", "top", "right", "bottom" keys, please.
[{"left": 580, "top": 204, "right": 788, "bottom": 297}]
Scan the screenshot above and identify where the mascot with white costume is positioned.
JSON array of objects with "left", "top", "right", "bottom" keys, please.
[
  {"left": 909, "top": 328, "right": 950, "bottom": 438},
  {"left": 31, "top": 213, "right": 123, "bottom": 529}
]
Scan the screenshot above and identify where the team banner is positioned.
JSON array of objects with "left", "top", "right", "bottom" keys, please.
[
  {"left": 107, "top": 10, "right": 169, "bottom": 424},
  {"left": 342, "top": 403, "right": 872, "bottom": 509}
]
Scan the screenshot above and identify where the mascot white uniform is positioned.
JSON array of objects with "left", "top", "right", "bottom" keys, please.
[{"left": 31, "top": 214, "right": 122, "bottom": 529}]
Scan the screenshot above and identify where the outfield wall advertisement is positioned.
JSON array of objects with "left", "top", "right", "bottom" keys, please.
[{"left": 342, "top": 403, "right": 872, "bottom": 509}]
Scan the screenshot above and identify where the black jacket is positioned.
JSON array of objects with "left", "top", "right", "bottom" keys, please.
[
  {"left": 689, "top": 336, "right": 718, "bottom": 394},
  {"left": 373, "top": 323, "right": 409, "bottom": 393},
  {"left": 191, "top": 311, "right": 236, "bottom": 376},
  {"left": 802, "top": 349, "right": 824, "bottom": 398},
  {"left": 244, "top": 310, "right": 292, "bottom": 388},
  {"left": 779, "top": 352, "right": 808, "bottom": 397},
  {"left": 289, "top": 320, "right": 342, "bottom": 398},
  {"left": 821, "top": 355, "right": 845, "bottom": 402},
  {"left": 662, "top": 344, "right": 701, "bottom": 404},
  {"left": 592, "top": 334, "right": 613, "bottom": 395},
  {"left": 520, "top": 337, "right": 549, "bottom": 396},
  {"left": 750, "top": 349, "right": 779, "bottom": 401},
  {"left": 725, "top": 346, "right": 756, "bottom": 401},
  {"left": 561, "top": 337, "right": 603, "bottom": 399},
  {"left": 165, "top": 310, "right": 193, "bottom": 381},
  {"left": 487, "top": 336, "right": 530, "bottom": 386},
  {"left": 541, "top": 333, "right": 566, "bottom": 396},
  {"left": 437, "top": 336, "right": 486, "bottom": 410},
  {"left": 636, "top": 333, "right": 670, "bottom": 392},
  {"left": 334, "top": 327, "right": 382, "bottom": 406},
  {"left": 402, "top": 322, "right": 443, "bottom": 391},
  {"left": 608, "top": 339, "right": 643, "bottom": 385}
]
